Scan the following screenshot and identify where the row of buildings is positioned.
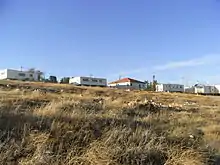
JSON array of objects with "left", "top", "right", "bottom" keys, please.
[
  {"left": 1, "top": 68, "right": 220, "bottom": 94},
  {"left": 0, "top": 68, "right": 148, "bottom": 90}
]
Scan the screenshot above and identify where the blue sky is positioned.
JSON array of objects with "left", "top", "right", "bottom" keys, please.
[{"left": 0, "top": 0, "right": 220, "bottom": 84}]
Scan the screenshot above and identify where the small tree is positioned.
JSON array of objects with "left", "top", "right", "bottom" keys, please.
[
  {"left": 152, "top": 80, "right": 157, "bottom": 91},
  {"left": 49, "top": 76, "right": 58, "bottom": 83},
  {"left": 144, "top": 80, "right": 158, "bottom": 91},
  {"left": 144, "top": 80, "right": 151, "bottom": 90},
  {"left": 60, "top": 77, "right": 70, "bottom": 84}
]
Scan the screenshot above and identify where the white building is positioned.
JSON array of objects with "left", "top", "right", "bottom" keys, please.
[
  {"left": 156, "top": 83, "right": 184, "bottom": 92},
  {"left": 203, "top": 85, "right": 218, "bottom": 94},
  {"left": 214, "top": 85, "right": 220, "bottom": 93},
  {"left": 108, "top": 78, "right": 146, "bottom": 90},
  {"left": 184, "top": 87, "right": 195, "bottom": 93},
  {"left": 69, "top": 76, "right": 107, "bottom": 87},
  {"left": 0, "top": 69, "right": 43, "bottom": 81},
  {"left": 185, "top": 84, "right": 218, "bottom": 94}
]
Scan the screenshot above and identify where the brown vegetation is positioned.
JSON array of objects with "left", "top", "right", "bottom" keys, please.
[{"left": 0, "top": 81, "right": 220, "bottom": 164}]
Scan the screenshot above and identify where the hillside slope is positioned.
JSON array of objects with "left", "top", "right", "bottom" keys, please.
[{"left": 0, "top": 81, "right": 220, "bottom": 164}]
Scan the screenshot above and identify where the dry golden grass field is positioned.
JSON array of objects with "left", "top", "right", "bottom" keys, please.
[{"left": 1, "top": 81, "right": 220, "bottom": 165}]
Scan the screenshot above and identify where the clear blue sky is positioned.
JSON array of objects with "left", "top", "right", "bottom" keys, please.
[{"left": 1, "top": 0, "right": 220, "bottom": 84}]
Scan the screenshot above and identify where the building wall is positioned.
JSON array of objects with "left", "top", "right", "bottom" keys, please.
[
  {"left": 194, "top": 87, "right": 204, "bottom": 93},
  {"left": 156, "top": 84, "right": 184, "bottom": 92},
  {"left": 69, "top": 77, "right": 107, "bottom": 87},
  {"left": 130, "top": 82, "right": 145, "bottom": 89},
  {"left": 186, "top": 86, "right": 218, "bottom": 94},
  {"left": 202, "top": 86, "right": 218, "bottom": 94},
  {"left": 0, "top": 69, "right": 8, "bottom": 80},
  {"left": 185, "top": 87, "right": 195, "bottom": 93},
  {"left": 108, "top": 82, "right": 130, "bottom": 87},
  {"left": 214, "top": 85, "right": 220, "bottom": 93},
  {"left": 203, "top": 86, "right": 216, "bottom": 94},
  {"left": 109, "top": 81, "right": 145, "bottom": 90},
  {"left": 0, "top": 69, "right": 40, "bottom": 81},
  {"left": 7, "top": 69, "right": 38, "bottom": 81},
  {"left": 156, "top": 84, "right": 163, "bottom": 92},
  {"left": 69, "top": 77, "right": 81, "bottom": 85}
]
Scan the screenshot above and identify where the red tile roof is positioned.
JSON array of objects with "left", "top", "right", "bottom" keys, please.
[{"left": 109, "top": 78, "right": 144, "bottom": 84}]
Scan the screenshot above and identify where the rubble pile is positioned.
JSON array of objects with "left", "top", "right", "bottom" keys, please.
[{"left": 125, "top": 98, "right": 192, "bottom": 113}]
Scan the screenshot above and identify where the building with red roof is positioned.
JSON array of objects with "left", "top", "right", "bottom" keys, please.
[{"left": 108, "top": 77, "right": 146, "bottom": 90}]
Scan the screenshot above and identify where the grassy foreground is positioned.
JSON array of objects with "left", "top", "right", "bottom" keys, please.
[{"left": 0, "top": 82, "right": 220, "bottom": 164}]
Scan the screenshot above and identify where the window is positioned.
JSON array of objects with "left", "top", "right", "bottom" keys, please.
[
  {"left": 130, "top": 83, "right": 132, "bottom": 86},
  {"left": 30, "top": 74, "right": 33, "bottom": 77},
  {"left": 83, "top": 78, "right": 89, "bottom": 81},
  {"left": 18, "top": 73, "right": 25, "bottom": 77},
  {"left": 99, "top": 80, "right": 103, "bottom": 83},
  {"left": 92, "top": 79, "right": 98, "bottom": 82}
]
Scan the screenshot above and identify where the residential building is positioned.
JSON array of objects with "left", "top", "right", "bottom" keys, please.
[
  {"left": 108, "top": 78, "right": 146, "bottom": 90},
  {"left": 156, "top": 83, "right": 184, "bottom": 92},
  {"left": 184, "top": 87, "right": 195, "bottom": 93},
  {"left": 0, "top": 69, "right": 43, "bottom": 81},
  {"left": 185, "top": 84, "right": 218, "bottom": 94},
  {"left": 203, "top": 85, "right": 218, "bottom": 94},
  {"left": 214, "top": 85, "right": 220, "bottom": 93},
  {"left": 185, "top": 85, "right": 203, "bottom": 94},
  {"left": 69, "top": 76, "right": 107, "bottom": 87}
]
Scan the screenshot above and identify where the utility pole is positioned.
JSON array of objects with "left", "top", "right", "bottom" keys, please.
[{"left": 152, "top": 75, "right": 156, "bottom": 91}]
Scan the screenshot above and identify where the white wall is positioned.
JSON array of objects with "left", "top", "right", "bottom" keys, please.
[
  {"left": 69, "top": 77, "right": 107, "bottom": 86},
  {"left": 0, "top": 69, "right": 40, "bottom": 81},
  {"left": 7, "top": 69, "right": 39, "bottom": 81},
  {"left": 185, "top": 87, "right": 195, "bottom": 93},
  {"left": 109, "top": 81, "right": 146, "bottom": 90},
  {"left": 156, "top": 84, "right": 184, "bottom": 92},
  {"left": 214, "top": 85, "right": 220, "bottom": 93},
  {"left": 194, "top": 86, "right": 204, "bottom": 93},
  {"left": 69, "top": 77, "right": 81, "bottom": 85},
  {"left": 108, "top": 82, "right": 130, "bottom": 87},
  {"left": 185, "top": 85, "right": 219, "bottom": 94},
  {"left": 203, "top": 86, "right": 216, "bottom": 94},
  {"left": 0, "top": 69, "right": 8, "bottom": 80},
  {"left": 156, "top": 84, "right": 163, "bottom": 92}
]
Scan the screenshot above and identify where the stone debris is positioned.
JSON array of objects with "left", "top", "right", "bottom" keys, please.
[
  {"left": 189, "top": 135, "right": 194, "bottom": 139},
  {"left": 93, "top": 98, "right": 105, "bottom": 105},
  {"left": 184, "top": 101, "right": 197, "bottom": 106},
  {"left": 125, "top": 98, "right": 190, "bottom": 112}
]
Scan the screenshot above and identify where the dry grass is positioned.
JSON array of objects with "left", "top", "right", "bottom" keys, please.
[{"left": 0, "top": 82, "right": 220, "bottom": 164}]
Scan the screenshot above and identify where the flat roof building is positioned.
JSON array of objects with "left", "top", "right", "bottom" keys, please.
[
  {"left": 0, "top": 69, "right": 43, "bottom": 81},
  {"left": 69, "top": 76, "right": 107, "bottom": 87}
]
